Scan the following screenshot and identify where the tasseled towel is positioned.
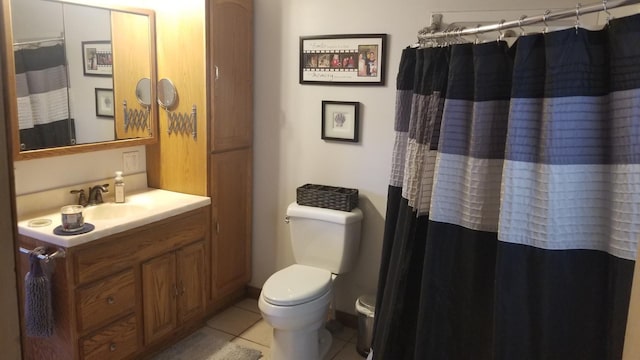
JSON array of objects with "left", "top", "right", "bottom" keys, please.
[{"left": 24, "top": 253, "right": 54, "bottom": 337}]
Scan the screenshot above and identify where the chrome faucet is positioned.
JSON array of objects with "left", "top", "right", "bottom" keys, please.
[{"left": 87, "top": 184, "right": 109, "bottom": 206}]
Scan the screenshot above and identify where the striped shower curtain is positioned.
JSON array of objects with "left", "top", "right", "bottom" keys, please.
[
  {"left": 373, "top": 13, "right": 640, "bottom": 360},
  {"left": 14, "top": 43, "right": 75, "bottom": 150}
]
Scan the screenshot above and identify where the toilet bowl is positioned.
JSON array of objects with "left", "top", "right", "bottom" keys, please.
[
  {"left": 259, "top": 203, "right": 363, "bottom": 360},
  {"left": 259, "top": 264, "right": 335, "bottom": 360}
]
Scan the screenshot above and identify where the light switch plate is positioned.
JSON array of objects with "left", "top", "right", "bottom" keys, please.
[{"left": 123, "top": 151, "right": 139, "bottom": 173}]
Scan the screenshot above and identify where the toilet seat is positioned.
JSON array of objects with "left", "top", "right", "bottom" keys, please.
[{"left": 262, "top": 264, "right": 332, "bottom": 306}]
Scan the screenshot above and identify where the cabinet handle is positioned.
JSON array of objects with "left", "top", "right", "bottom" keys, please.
[
  {"left": 179, "top": 280, "right": 185, "bottom": 296},
  {"left": 173, "top": 284, "right": 179, "bottom": 298},
  {"left": 109, "top": 343, "right": 117, "bottom": 352},
  {"left": 107, "top": 296, "right": 115, "bottom": 305}
]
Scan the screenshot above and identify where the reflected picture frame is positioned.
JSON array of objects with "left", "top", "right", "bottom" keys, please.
[
  {"left": 82, "top": 40, "right": 112, "bottom": 76},
  {"left": 321, "top": 101, "right": 360, "bottom": 142},
  {"left": 95, "top": 88, "right": 114, "bottom": 118}
]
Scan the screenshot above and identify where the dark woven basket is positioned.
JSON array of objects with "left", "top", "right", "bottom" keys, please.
[{"left": 296, "top": 184, "right": 359, "bottom": 211}]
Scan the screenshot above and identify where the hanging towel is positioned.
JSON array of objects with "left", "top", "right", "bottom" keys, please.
[{"left": 24, "top": 253, "right": 54, "bottom": 337}]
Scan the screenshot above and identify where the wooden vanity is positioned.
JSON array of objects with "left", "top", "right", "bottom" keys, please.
[{"left": 15, "top": 188, "right": 245, "bottom": 360}]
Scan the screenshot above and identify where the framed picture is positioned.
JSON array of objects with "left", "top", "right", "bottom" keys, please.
[
  {"left": 95, "top": 88, "right": 114, "bottom": 118},
  {"left": 321, "top": 101, "right": 360, "bottom": 142},
  {"left": 82, "top": 41, "right": 112, "bottom": 76},
  {"left": 300, "top": 34, "right": 387, "bottom": 85}
]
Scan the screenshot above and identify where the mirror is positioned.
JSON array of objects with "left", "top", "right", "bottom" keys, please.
[
  {"left": 157, "top": 78, "right": 177, "bottom": 110},
  {"left": 2, "top": 0, "right": 157, "bottom": 160},
  {"left": 136, "top": 78, "right": 151, "bottom": 107}
]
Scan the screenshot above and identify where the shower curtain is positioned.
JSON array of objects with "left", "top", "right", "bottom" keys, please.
[
  {"left": 373, "top": 13, "right": 640, "bottom": 360},
  {"left": 14, "top": 43, "right": 75, "bottom": 150}
]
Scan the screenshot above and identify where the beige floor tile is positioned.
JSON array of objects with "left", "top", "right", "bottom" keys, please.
[
  {"left": 235, "top": 297, "right": 261, "bottom": 314},
  {"left": 325, "top": 338, "right": 346, "bottom": 360},
  {"left": 239, "top": 319, "right": 273, "bottom": 347},
  {"left": 332, "top": 342, "right": 366, "bottom": 360},
  {"left": 332, "top": 325, "right": 357, "bottom": 343},
  {"left": 232, "top": 337, "right": 271, "bottom": 360},
  {"left": 206, "top": 306, "right": 262, "bottom": 336}
]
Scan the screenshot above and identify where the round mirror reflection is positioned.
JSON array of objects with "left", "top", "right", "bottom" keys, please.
[
  {"left": 157, "top": 78, "right": 177, "bottom": 109},
  {"left": 135, "top": 78, "right": 152, "bottom": 107}
]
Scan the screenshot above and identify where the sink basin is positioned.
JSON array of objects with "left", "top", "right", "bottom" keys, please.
[
  {"left": 18, "top": 187, "right": 211, "bottom": 247},
  {"left": 83, "top": 203, "right": 150, "bottom": 221}
]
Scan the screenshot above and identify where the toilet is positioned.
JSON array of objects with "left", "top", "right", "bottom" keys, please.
[{"left": 259, "top": 202, "right": 363, "bottom": 360}]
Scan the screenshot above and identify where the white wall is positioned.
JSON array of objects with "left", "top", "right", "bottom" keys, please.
[{"left": 251, "top": 0, "right": 589, "bottom": 314}]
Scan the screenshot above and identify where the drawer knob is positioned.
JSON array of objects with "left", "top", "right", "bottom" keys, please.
[
  {"left": 109, "top": 343, "right": 117, "bottom": 352},
  {"left": 107, "top": 296, "right": 115, "bottom": 305}
]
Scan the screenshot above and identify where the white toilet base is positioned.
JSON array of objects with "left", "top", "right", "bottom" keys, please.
[{"left": 270, "top": 326, "right": 332, "bottom": 360}]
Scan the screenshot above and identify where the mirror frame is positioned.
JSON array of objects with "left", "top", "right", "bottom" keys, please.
[{"left": 0, "top": 0, "right": 157, "bottom": 160}]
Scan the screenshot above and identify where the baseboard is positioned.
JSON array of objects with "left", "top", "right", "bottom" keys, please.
[
  {"left": 335, "top": 310, "right": 358, "bottom": 329},
  {"left": 246, "top": 285, "right": 261, "bottom": 299},
  {"left": 246, "top": 285, "right": 358, "bottom": 329}
]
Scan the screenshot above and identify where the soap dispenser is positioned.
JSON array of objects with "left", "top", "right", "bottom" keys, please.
[{"left": 114, "top": 171, "right": 125, "bottom": 203}]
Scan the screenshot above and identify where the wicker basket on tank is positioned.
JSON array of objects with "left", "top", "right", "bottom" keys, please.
[{"left": 296, "top": 184, "right": 359, "bottom": 212}]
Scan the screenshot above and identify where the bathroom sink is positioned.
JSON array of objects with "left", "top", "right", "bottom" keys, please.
[
  {"left": 17, "top": 187, "right": 211, "bottom": 247},
  {"left": 83, "top": 203, "right": 150, "bottom": 221}
]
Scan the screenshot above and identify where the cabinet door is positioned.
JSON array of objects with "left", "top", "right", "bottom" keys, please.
[
  {"left": 142, "top": 253, "right": 177, "bottom": 345},
  {"left": 210, "top": 148, "right": 252, "bottom": 299},
  {"left": 176, "top": 241, "right": 206, "bottom": 323},
  {"left": 209, "top": 0, "right": 253, "bottom": 151}
]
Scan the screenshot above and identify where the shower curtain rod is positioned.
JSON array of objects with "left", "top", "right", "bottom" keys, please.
[
  {"left": 419, "top": 0, "right": 640, "bottom": 40},
  {"left": 13, "top": 36, "right": 65, "bottom": 47}
]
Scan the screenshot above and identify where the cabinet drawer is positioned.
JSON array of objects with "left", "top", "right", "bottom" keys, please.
[
  {"left": 77, "top": 269, "right": 135, "bottom": 332},
  {"left": 80, "top": 314, "right": 138, "bottom": 360}
]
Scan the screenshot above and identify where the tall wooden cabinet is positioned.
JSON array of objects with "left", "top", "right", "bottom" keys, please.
[{"left": 146, "top": 0, "right": 253, "bottom": 307}]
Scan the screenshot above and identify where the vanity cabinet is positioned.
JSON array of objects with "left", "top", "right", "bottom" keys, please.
[
  {"left": 16, "top": 206, "right": 209, "bottom": 360},
  {"left": 142, "top": 240, "right": 206, "bottom": 344}
]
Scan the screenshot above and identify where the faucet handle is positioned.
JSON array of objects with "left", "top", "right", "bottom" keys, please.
[{"left": 70, "top": 189, "right": 87, "bottom": 206}]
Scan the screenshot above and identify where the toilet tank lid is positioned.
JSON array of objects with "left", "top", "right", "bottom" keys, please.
[
  {"left": 287, "top": 202, "right": 363, "bottom": 224},
  {"left": 262, "top": 264, "right": 332, "bottom": 306}
]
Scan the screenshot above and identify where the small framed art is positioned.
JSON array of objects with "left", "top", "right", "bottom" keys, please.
[
  {"left": 95, "top": 88, "right": 114, "bottom": 118},
  {"left": 321, "top": 101, "right": 360, "bottom": 142},
  {"left": 82, "top": 40, "right": 112, "bottom": 76}
]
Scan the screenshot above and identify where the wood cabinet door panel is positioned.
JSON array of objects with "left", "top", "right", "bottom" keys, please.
[
  {"left": 177, "top": 241, "right": 206, "bottom": 323},
  {"left": 210, "top": 148, "right": 252, "bottom": 298},
  {"left": 142, "top": 253, "right": 177, "bottom": 345},
  {"left": 210, "top": 0, "right": 253, "bottom": 151}
]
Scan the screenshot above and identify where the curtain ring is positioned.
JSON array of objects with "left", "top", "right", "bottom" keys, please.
[
  {"left": 519, "top": 15, "right": 527, "bottom": 36},
  {"left": 542, "top": 9, "right": 551, "bottom": 34},
  {"left": 603, "top": 0, "right": 612, "bottom": 25},
  {"left": 575, "top": 3, "right": 582, "bottom": 34},
  {"left": 497, "top": 19, "right": 505, "bottom": 42}
]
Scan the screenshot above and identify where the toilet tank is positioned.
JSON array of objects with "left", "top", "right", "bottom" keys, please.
[{"left": 286, "top": 202, "right": 363, "bottom": 274}]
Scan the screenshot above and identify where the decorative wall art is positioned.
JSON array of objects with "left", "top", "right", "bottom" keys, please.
[
  {"left": 95, "top": 88, "right": 114, "bottom": 118},
  {"left": 82, "top": 41, "right": 112, "bottom": 76},
  {"left": 321, "top": 101, "right": 360, "bottom": 142},
  {"left": 300, "top": 34, "right": 386, "bottom": 85}
]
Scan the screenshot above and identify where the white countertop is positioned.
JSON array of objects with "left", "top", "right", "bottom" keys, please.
[{"left": 18, "top": 188, "right": 211, "bottom": 248}]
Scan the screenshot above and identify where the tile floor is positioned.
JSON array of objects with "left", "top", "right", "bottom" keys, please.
[{"left": 203, "top": 297, "right": 365, "bottom": 360}]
